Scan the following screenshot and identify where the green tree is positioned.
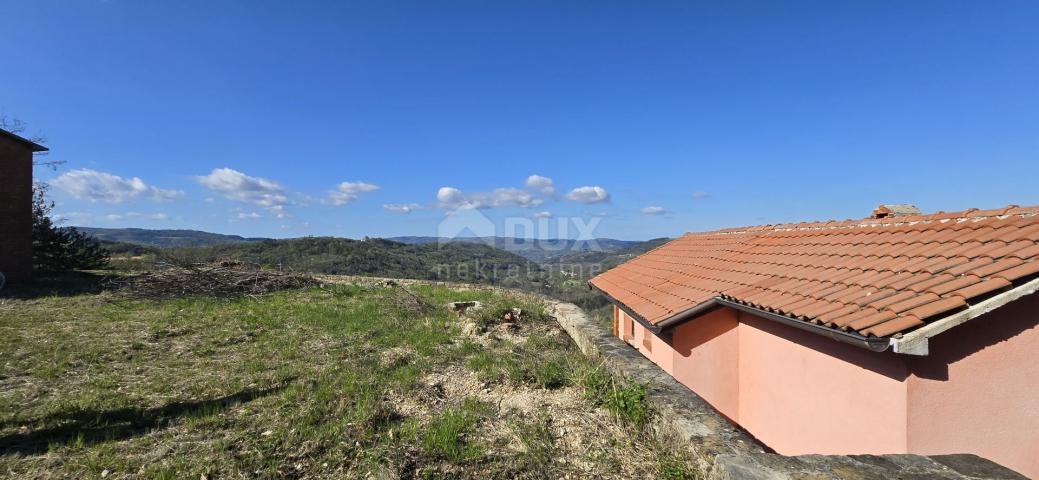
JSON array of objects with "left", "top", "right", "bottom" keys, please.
[{"left": 31, "top": 183, "right": 109, "bottom": 271}]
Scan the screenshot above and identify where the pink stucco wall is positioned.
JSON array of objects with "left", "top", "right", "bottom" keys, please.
[
  {"left": 906, "top": 294, "right": 1039, "bottom": 479},
  {"left": 736, "top": 313, "right": 908, "bottom": 455},
  {"left": 623, "top": 310, "right": 674, "bottom": 374},
  {"left": 670, "top": 308, "right": 740, "bottom": 421},
  {"left": 612, "top": 299, "right": 1039, "bottom": 478}
]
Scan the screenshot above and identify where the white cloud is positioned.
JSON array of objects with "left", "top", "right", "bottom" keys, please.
[
  {"left": 195, "top": 168, "right": 289, "bottom": 217},
  {"left": 51, "top": 169, "right": 183, "bottom": 203},
  {"left": 692, "top": 191, "right": 710, "bottom": 199},
  {"left": 641, "top": 206, "right": 666, "bottom": 215},
  {"left": 566, "top": 186, "right": 610, "bottom": 204},
  {"left": 436, "top": 186, "right": 542, "bottom": 210},
  {"left": 384, "top": 203, "right": 421, "bottom": 214},
  {"left": 237, "top": 212, "right": 262, "bottom": 220},
  {"left": 531, "top": 211, "right": 552, "bottom": 219},
  {"left": 329, "top": 181, "right": 379, "bottom": 205},
  {"left": 51, "top": 211, "right": 91, "bottom": 223},
  {"left": 525, "top": 175, "right": 555, "bottom": 195}
]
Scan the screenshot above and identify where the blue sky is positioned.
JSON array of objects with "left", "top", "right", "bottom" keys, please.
[{"left": 4, "top": 1, "right": 1039, "bottom": 240}]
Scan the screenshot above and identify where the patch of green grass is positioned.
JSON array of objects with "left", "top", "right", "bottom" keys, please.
[
  {"left": 657, "top": 451, "right": 703, "bottom": 480},
  {"left": 578, "top": 365, "right": 651, "bottom": 428},
  {"left": 512, "top": 414, "right": 555, "bottom": 467},
  {"left": 1, "top": 277, "right": 692, "bottom": 478},
  {"left": 420, "top": 398, "right": 488, "bottom": 462},
  {"left": 531, "top": 357, "right": 568, "bottom": 389}
]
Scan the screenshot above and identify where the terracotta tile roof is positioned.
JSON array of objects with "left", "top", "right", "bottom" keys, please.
[{"left": 590, "top": 205, "right": 1039, "bottom": 339}]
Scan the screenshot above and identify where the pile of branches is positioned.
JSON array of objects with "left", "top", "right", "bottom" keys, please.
[
  {"left": 386, "top": 283, "right": 433, "bottom": 314},
  {"left": 108, "top": 255, "right": 318, "bottom": 299}
]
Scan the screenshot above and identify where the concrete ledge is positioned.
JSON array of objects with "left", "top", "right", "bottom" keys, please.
[
  {"left": 546, "top": 301, "right": 1028, "bottom": 480},
  {"left": 711, "top": 453, "right": 1027, "bottom": 480}
]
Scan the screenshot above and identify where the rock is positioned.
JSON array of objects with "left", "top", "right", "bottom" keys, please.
[{"left": 461, "top": 322, "right": 481, "bottom": 336}]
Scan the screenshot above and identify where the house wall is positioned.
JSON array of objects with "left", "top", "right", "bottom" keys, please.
[
  {"left": 612, "top": 301, "right": 1039, "bottom": 474},
  {"left": 623, "top": 310, "right": 674, "bottom": 374},
  {"left": 906, "top": 293, "right": 1039, "bottom": 479},
  {"left": 0, "top": 139, "right": 33, "bottom": 284},
  {"left": 670, "top": 308, "right": 740, "bottom": 421},
  {"left": 735, "top": 312, "right": 908, "bottom": 455},
  {"left": 612, "top": 307, "right": 909, "bottom": 454}
]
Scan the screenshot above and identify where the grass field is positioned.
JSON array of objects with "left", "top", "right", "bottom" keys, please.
[{"left": 0, "top": 274, "right": 699, "bottom": 479}]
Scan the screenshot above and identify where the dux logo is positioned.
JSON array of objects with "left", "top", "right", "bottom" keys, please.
[{"left": 436, "top": 208, "right": 496, "bottom": 247}]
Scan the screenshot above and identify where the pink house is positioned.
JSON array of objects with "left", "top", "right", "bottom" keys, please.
[{"left": 590, "top": 204, "right": 1039, "bottom": 478}]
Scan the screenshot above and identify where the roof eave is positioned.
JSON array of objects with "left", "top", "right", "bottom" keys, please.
[
  {"left": 589, "top": 281, "right": 891, "bottom": 353},
  {"left": 712, "top": 298, "right": 891, "bottom": 352},
  {"left": 0, "top": 129, "right": 48, "bottom": 152},
  {"left": 890, "top": 276, "right": 1039, "bottom": 356}
]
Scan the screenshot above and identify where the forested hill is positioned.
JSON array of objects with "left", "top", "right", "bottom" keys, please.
[
  {"left": 545, "top": 237, "right": 672, "bottom": 274},
  {"left": 78, "top": 227, "right": 268, "bottom": 248},
  {"left": 386, "top": 236, "right": 645, "bottom": 263},
  {"left": 171, "top": 237, "right": 547, "bottom": 289}
]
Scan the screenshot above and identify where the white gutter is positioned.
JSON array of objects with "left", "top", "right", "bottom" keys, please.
[{"left": 890, "top": 276, "right": 1039, "bottom": 356}]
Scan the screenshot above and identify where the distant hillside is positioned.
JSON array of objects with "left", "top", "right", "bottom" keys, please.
[
  {"left": 78, "top": 227, "right": 269, "bottom": 248},
  {"left": 386, "top": 236, "right": 645, "bottom": 263},
  {"left": 170, "top": 237, "right": 547, "bottom": 289},
  {"left": 545, "top": 237, "right": 672, "bottom": 277}
]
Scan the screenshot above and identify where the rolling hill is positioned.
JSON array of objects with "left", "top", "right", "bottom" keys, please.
[
  {"left": 168, "top": 237, "right": 548, "bottom": 289},
  {"left": 77, "top": 227, "right": 268, "bottom": 248},
  {"left": 544, "top": 237, "right": 672, "bottom": 277},
  {"left": 387, "top": 236, "right": 646, "bottom": 263}
]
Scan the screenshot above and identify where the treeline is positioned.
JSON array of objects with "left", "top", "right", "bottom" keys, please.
[{"left": 167, "top": 237, "right": 549, "bottom": 290}]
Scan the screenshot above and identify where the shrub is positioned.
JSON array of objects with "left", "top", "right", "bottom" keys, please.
[{"left": 31, "top": 184, "right": 109, "bottom": 272}]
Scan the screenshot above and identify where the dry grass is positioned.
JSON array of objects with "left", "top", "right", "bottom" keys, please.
[{"left": 0, "top": 275, "right": 700, "bottom": 479}]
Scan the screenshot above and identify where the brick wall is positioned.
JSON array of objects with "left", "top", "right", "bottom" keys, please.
[{"left": 0, "top": 138, "right": 33, "bottom": 284}]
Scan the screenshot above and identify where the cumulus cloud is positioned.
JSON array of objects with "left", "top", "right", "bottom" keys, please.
[
  {"left": 236, "top": 212, "right": 262, "bottom": 220},
  {"left": 531, "top": 211, "right": 552, "bottom": 219},
  {"left": 384, "top": 203, "right": 421, "bottom": 214},
  {"left": 195, "top": 168, "right": 290, "bottom": 217},
  {"left": 51, "top": 169, "right": 183, "bottom": 203},
  {"left": 525, "top": 175, "right": 555, "bottom": 195},
  {"left": 329, "top": 181, "right": 379, "bottom": 205},
  {"left": 641, "top": 206, "right": 666, "bottom": 215},
  {"left": 565, "top": 186, "right": 610, "bottom": 204},
  {"left": 692, "top": 191, "right": 710, "bottom": 199},
  {"left": 436, "top": 186, "right": 542, "bottom": 210}
]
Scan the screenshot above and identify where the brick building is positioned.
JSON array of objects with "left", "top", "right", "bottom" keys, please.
[{"left": 0, "top": 128, "right": 48, "bottom": 284}]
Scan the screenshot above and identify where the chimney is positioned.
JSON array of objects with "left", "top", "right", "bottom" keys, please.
[{"left": 872, "top": 204, "right": 921, "bottom": 219}]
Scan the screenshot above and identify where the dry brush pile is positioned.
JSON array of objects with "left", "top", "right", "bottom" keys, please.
[{"left": 105, "top": 255, "right": 319, "bottom": 299}]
